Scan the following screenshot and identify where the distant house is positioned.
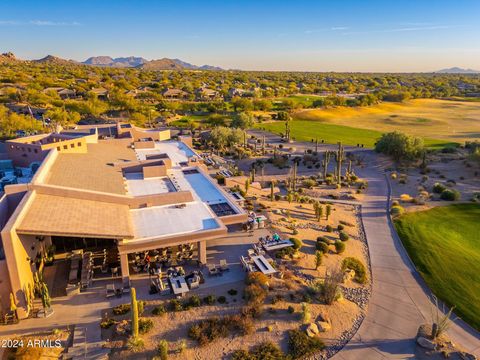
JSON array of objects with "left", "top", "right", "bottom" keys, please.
[
  {"left": 90, "top": 87, "right": 109, "bottom": 100},
  {"left": 163, "top": 88, "right": 189, "bottom": 100},
  {"left": 228, "top": 88, "right": 250, "bottom": 97},
  {"left": 195, "top": 87, "right": 220, "bottom": 101},
  {"left": 42, "top": 87, "right": 76, "bottom": 99},
  {"left": 126, "top": 86, "right": 153, "bottom": 98},
  {"left": 5, "top": 103, "right": 46, "bottom": 119}
]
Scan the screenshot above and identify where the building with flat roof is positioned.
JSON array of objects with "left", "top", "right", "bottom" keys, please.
[{"left": 0, "top": 124, "right": 246, "bottom": 319}]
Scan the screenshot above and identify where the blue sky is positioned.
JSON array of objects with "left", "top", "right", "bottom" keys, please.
[{"left": 1, "top": 0, "right": 479, "bottom": 72}]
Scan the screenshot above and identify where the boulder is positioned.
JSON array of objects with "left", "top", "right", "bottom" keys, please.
[
  {"left": 417, "top": 336, "right": 436, "bottom": 350},
  {"left": 306, "top": 323, "right": 319, "bottom": 337},
  {"left": 316, "top": 321, "right": 331, "bottom": 332},
  {"left": 115, "top": 320, "right": 130, "bottom": 336}
]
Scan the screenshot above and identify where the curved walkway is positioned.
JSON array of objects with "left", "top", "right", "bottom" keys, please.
[{"left": 333, "top": 154, "right": 480, "bottom": 359}]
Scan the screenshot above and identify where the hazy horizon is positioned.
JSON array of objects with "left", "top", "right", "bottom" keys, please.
[{"left": 1, "top": 0, "right": 480, "bottom": 72}]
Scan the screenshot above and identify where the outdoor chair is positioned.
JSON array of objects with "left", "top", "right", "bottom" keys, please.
[
  {"left": 219, "top": 259, "right": 229, "bottom": 272},
  {"left": 106, "top": 284, "right": 115, "bottom": 298},
  {"left": 122, "top": 279, "right": 131, "bottom": 294},
  {"left": 111, "top": 267, "right": 119, "bottom": 277},
  {"left": 207, "top": 264, "right": 219, "bottom": 276}
]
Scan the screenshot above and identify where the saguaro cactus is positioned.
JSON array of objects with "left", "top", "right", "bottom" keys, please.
[
  {"left": 131, "top": 287, "right": 139, "bottom": 338},
  {"left": 322, "top": 151, "right": 332, "bottom": 180},
  {"left": 335, "top": 142, "right": 344, "bottom": 185},
  {"left": 270, "top": 180, "right": 275, "bottom": 201}
]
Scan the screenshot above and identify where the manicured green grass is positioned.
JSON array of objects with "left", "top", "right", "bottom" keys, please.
[
  {"left": 169, "top": 115, "right": 208, "bottom": 128},
  {"left": 394, "top": 204, "right": 480, "bottom": 330},
  {"left": 273, "top": 95, "right": 323, "bottom": 109},
  {"left": 256, "top": 120, "right": 455, "bottom": 149}
]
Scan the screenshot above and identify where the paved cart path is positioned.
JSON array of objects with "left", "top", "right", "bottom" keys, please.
[{"left": 333, "top": 154, "right": 480, "bottom": 359}]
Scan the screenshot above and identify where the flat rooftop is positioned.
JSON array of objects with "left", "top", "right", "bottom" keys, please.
[
  {"left": 124, "top": 172, "right": 175, "bottom": 196},
  {"left": 130, "top": 201, "right": 220, "bottom": 241},
  {"left": 45, "top": 140, "right": 136, "bottom": 194},
  {"left": 135, "top": 140, "right": 196, "bottom": 166}
]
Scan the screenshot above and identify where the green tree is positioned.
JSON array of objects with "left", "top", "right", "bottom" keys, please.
[
  {"left": 231, "top": 112, "right": 255, "bottom": 129},
  {"left": 375, "top": 131, "right": 424, "bottom": 161}
]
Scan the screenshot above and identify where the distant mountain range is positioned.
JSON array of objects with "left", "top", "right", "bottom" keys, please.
[
  {"left": 83, "top": 56, "right": 222, "bottom": 70},
  {"left": 436, "top": 67, "right": 480, "bottom": 74},
  {"left": 0, "top": 51, "right": 223, "bottom": 70}
]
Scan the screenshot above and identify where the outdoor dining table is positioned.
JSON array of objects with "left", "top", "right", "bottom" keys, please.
[
  {"left": 262, "top": 239, "right": 294, "bottom": 251},
  {"left": 169, "top": 276, "right": 189, "bottom": 297},
  {"left": 251, "top": 255, "right": 277, "bottom": 275}
]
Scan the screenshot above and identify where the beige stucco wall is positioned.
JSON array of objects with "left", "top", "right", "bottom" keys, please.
[{"left": 0, "top": 191, "right": 37, "bottom": 319}]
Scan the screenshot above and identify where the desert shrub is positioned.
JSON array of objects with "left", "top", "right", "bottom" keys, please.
[
  {"left": 391, "top": 200, "right": 400, "bottom": 206},
  {"left": 275, "top": 246, "right": 296, "bottom": 259},
  {"left": 245, "top": 272, "right": 269, "bottom": 287},
  {"left": 217, "top": 296, "right": 227, "bottom": 304},
  {"left": 300, "top": 302, "right": 311, "bottom": 324},
  {"left": 228, "top": 289, "right": 238, "bottom": 296},
  {"left": 127, "top": 336, "right": 145, "bottom": 352},
  {"left": 186, "top": 295, "right": 202, "bottom": 308},
  {"left": 337, "top": 224, "right": 345, "bottom": 231},
  {"left": 390, "top": 205, "right": 405, "bottom": 217},
  {"left": 169, "top": 299, "right": 183, "bottom": 312},
  {"left": 316, "top": 241, "right": 329, "bottom": 254},
  {"left": 316, "top": 236, "right": 328, "bottom": 243},
  {"left": 151, "top": 305, "right": 166, "bottom": 316},
  {"left": 319, "top": 268, "right": 343, "bottom": 305},
  {"left": 188, "top": 317, "right": 229, "bottom": 346},
  {"left": 339, "top": 220, "right": 354, "bottom": 227},
  {"left": 244, "top": 284, "right": 267, "bottom": 305},
  {"left": 440, "top": 189, "right": 460, "bottom": 201},
  {"left": 342, "top": 257, "right": 367, "bottom": 284},
  {"left": 334, "top": 240, "right": 346, "bottom": 254},
  {"left": 226, "top": 314, "right": 254, "bottom": 335},
  {"left": 288, "top": 329, "right": 325, "bottom": 359},
  {"left": 433, "top": 182, "right": 446, "bottom": 194},
  {"left": 112, "top": 303, "right": 130, "bottom": 315},
  {"left": 203, "top": 295, "right": 216, "bottom": 305},
  {"left": 156, "top": 339, "right": 168, "bottom": 360},
  {"left": 400, "top": 193, "right": 413, "bottom": 202},
  {"left": 287, "top": 305, "right": 295, "bottom": 314},
  {"left": 325, "top": 225, "right": 333, "bottom": 232},
  {"left": 242, "top": 304, "right": 263, "bottom": 319},
  {"left": 100, "top": 318, "right": 115, "bottom": 329},
  {"left": 339, "top": 231, "right": 349, "bottom": 241},
  {"left": 302, "top": 179, "right": 316, "bottom": 189},
  {"left": 233, "top": 342, "right": 285, "bottom": 360},
  {"left": 139, "top": 318, "right": 154, "bottom": 334},
  {"left": 292, "top": 228, "right": 299, "bottom": 235},
  {"left": 290, "top": 237, "right": 302, "bottom": 250}
]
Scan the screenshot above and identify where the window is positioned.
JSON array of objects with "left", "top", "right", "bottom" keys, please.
[
  {"left": 57, "top": 147, "right": 60, "bottom": 151},
  {"left": 77, "top": 142, "right": 82, "bottom": 147},
  {"left": 27, "top": 148, "right": 31, "bottom": 152},
  {"left": 70, "top": 143, "right": 75, "bottom": 148},
  {"left": 63, "top": 145, "right": 68, "bottom": 150},
  {"left": 34, "top": 149, "right": 38, "bottom": 154}
]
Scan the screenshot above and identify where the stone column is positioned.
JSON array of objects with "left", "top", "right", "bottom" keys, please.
[
  {"left": 119, "top": 253, "right": 130, "bottom": 284},
  {"left": 197, "top": 240, "right": 207, "bottom": 264}
]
